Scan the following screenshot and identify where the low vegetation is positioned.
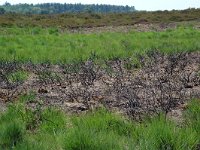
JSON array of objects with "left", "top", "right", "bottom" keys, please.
[
  {"left": 0, "top": 26, "right": 200, "bottom": 63},
  {"left": 7, "top": 71, "right": 29, "bottom": 83},
  {"left": 0, "top": 97, "right": 199, "bottom": 150},
  {"left": 0, "top": 8, "right": 200, "bottom": 28}
]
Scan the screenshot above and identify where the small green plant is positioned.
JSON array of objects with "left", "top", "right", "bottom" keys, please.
[
  {"left": 19, "top": 91, "right": 36, "bottom": 103},
  {"left": 8, "top": 71, "right": 29, "bottom": 83},
  {"left": 39, "top": 108, "right": 67, "bottom": 134},
  {"left": 38, "top": 71, "right": 61, "bottom": 83},
  {"left": 31, "top": 27, "right": 41, "bottom": 35},
  {"left": 48, "top": 28, "right": 59, "bottom": 35}
]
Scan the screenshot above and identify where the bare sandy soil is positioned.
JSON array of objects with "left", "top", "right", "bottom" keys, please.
[{"left": 1, "top": 52, "right": 200, "bottom": 120}]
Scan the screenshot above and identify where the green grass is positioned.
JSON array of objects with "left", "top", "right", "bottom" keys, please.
[
  {"left": 0, "top": 97, "right": 199, "bottom": 150},
  {"left": 7, "top": 71, "right": 29, "bottom": 83},
  {"left": 184, "top": 99, "right": 200, "bottom": 136},
  {"left": 0, "top": 26, "right": 200, "bottom": 63}
]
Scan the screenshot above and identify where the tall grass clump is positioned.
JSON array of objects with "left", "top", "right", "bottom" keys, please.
[
  {"left": 0, "top": 121, "right": 24, "bottom": 149},
  {"left": 184, "top": 99, "right": 200, "bottom": 135},
  {"left": 137, "top": 114, "right": 199, "bottom": 150},
  {"left": 0, "top": 103, "right": 25, "bottom": 149},
  {"left": 64, "top": 109, "right": 136, "bottom": 150}
]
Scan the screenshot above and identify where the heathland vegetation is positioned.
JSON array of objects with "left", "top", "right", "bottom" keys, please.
[
  {"left": 0, "top": 8, "right": 200, "bottom": 28},
  {"left": 0, "top": 5, "right": 200, "bottom": 150}
]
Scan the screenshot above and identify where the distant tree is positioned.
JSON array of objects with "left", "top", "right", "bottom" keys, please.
[
  {"left": 4, "top": 1, "right": 11, "bottom": 6},
  {"left": 0, "top": 3, "right": 136, "bottom": 14},
  {"left": 0, "top": 8, "right": 5, "bottom": 14},
  {"left": 84, "top": 6, "right": 93, "bottom": 14}
]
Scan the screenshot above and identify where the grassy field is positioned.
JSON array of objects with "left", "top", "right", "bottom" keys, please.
[
  {"left": 0, "top": 97, "right": 199, "bottom": 150},
  {"left": 0, "top": 26, "right": 200, "bottom": 63}
]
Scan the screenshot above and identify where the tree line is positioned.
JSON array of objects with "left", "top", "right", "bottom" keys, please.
[{"left": 0, "top": 2, "right": 136, "bottom": 14}]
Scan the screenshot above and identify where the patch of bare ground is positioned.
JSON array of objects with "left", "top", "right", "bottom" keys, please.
[
  {"left": 68, "top": 22, "right": 200, "bottom": 34},
  {"left": 0, "top": 52, "right": 200, "bottom": 120},
  {"left": 0, "top": 100, "right": 6, "bottom": 113}
]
